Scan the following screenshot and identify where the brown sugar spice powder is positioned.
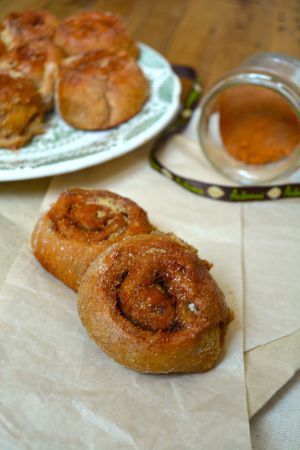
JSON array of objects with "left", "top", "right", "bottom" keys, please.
[{"left": 219, "top": 85, "right": 300, "bottom": 165}]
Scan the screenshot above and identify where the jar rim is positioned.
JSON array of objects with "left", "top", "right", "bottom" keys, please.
[
  {"left": 243, "top": 51, "right": 300, "bottom": 69},
  {"left": 200, "top": 71, "right": 300, "bottom": 120}
]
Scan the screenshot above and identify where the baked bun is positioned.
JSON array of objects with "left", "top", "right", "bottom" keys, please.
[
  {"left": 0, "top": 23, "right": 6, "bottom": 56},
  {"left": 77, "top": 233, "right": 233, "bottom": 373},
  {"left": 0, "top": 70, "right": 44, "bottom": 149},
  {"left": 57, "top": 50, "right": 148, "bottom": 130},
  {"left": 0, "top": 30, "right": 6, "bottom": 56},
  {"left": 0, "top": 41, "right": 6, "bottom": 56},
  {"left": 1, "top": 10, "right": 59, "bottom": 50},
  {"left": 31, "top": 188, "right": 153, "bottom": 291},
  {"left": 54, "top": 11, "right": 138, "bottom": 58},
  {"left": 0, "top": 38, "right": 63, "bottom": 111}
]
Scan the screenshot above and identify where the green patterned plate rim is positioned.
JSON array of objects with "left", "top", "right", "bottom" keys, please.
[{"left": 0, "top": 43, "right": 181, "bottom": 181}]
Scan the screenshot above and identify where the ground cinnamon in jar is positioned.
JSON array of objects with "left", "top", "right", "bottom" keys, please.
[{"left": 219, "top": 85, "right": 300, "bottom": 165}]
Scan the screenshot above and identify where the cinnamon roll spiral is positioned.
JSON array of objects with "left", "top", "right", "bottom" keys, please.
[
  {"left": 31, "top": 189, "right": 153, "bottom": 291},
  {"left": 77, "top": 233, "right": 233, "bottom": 373}
]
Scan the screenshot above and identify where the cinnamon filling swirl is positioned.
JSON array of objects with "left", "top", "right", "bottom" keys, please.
[
  {"left": 77, "top": 232, "right": 233, "bottom": 373},
  {"left": 31, "top": 189, "right": 152, "bottom": 291}
]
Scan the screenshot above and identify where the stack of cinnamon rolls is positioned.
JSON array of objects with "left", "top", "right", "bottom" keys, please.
[
  {"left": 32, "top": 188, "right": 233, "bottom": 374},
  {"left": 0, "top": 10, "right": 148, "bottom": 149}
]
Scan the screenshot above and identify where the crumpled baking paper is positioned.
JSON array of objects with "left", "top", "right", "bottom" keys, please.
[
  {"left": 0, "top": 142, "right": 251, "bottom": 449},
  {"left": 246, "top": 329, "right": 300, "bottom": 417}
]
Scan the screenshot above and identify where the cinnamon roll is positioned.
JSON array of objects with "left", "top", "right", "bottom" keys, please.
[
  {"left": 1, "top": 10, "right": 59, "bottom": 50},
  {"left": 0, "top": 38, "right": 63, "bottom": 111},
  {"left": 57, "top": 49, "right": 148, "bottom": 130},
  {"left": 31, "top": 189, "right": 153, "bottom": 292},
  {"left": 0, "top": 70, "right": 44, "bottom": 149},
  {"left": 0, "top": 36, "right": 6, "bottom": 57},
  {"left": 77, "top": 233, "right": 233, "bottom": 373},
  {"left": 54, "top": 11, "right": 139, "bottom": 58}
]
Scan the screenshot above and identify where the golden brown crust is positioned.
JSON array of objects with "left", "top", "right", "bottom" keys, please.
[
  {"left": 54, "top": 11, "right": 139, "bottom": 58},
  {"left": 77, "top": 233, "right": 233, "bottom": 373},
  {"left": 0, "top": 39, "right": 63, "bottom": 111},
  {"left": 0, "top": 10, "right": 143, "bottom": 146},
  {"left": 31, "top": 189, "right": 153, "bottom": 291},
  {"left": 57, "top": 50, "right": 148, "bottom": 130},
  {"left": 0, "top": 70, "right": 44, "bottom": 150},
  {"left": 0, "top": 39, "right": 6, "bottom": 57},
  {"left": 1, "top": 10, "right": 59, "bottom": 50}
]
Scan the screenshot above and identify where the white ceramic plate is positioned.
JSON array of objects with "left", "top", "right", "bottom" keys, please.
[{"left": 0, "top": 44, "right": 181, "bottom": 181}]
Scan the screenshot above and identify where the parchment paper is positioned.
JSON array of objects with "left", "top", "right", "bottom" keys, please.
[
  {"left": 0, "top": 142, "right": 251, "bottom": 449},
  {"left": 0, "top": 178, "right": 49, "bottom": 287},
  {"left": 250, "top": 370, "right": 300, "bottom": 450},
  {"left": 0, "top": 145, "right": 297, "bottom": 426},
  {"left": 0, "top": 179, "right": 296, "bottom": 423},
  {"left": 243, "top": 202, "right": 300, "bottom": 351},
  {"left": 246, "top": 329, "right": 300, "bottom": 417}
]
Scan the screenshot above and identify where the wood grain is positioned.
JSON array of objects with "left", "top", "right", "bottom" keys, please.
[{"left": 0, "top": 0, "right": 299, "bottom": 86}]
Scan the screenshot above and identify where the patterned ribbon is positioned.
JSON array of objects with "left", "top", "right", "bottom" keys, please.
[{"left": 149, "top": 64, "right": 300, "bottom": 202}]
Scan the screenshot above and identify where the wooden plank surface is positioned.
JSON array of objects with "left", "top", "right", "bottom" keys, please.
[{"left": 0, "top": 0, "right": 299, "bottom": 87}]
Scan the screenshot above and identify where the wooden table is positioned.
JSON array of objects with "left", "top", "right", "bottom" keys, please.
[
  {"left": 1, "top": 0, "right": 300, "bottom": 87},
  {"left": 1, "top": 1, "right": 299, "bottom": 448}
]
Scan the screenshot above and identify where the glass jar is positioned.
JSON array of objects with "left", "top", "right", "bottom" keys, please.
[{"left": 198, "top": 53, "right": 300, "bottom": 184}]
